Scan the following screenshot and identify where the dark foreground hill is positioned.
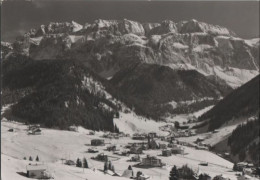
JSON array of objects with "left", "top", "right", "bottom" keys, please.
[
  {"left": 2, "top": 55, "right": 117, "bottom": 131},
  {"left": 227, "top": 118, "right": 259, "bottom": 165},
  {"left": 199, "top": 75, "right": 259, "bottom": 131}
]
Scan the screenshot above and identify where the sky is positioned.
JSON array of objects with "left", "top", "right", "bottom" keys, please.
[{"left": 1, "top": 0, "right": 259, "bottom": 42}]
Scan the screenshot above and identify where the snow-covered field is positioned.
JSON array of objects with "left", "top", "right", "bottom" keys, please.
[{"left": 1, "top": 119, "right": 240, "bottom": 180}]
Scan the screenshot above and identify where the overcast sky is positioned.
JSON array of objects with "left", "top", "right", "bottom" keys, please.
[{"left": 1, "top": 1, "right": 259, "bottom": 42}]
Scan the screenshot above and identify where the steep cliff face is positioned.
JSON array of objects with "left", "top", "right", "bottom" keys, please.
[{"left": 5, "top": 19, "right": 259, "bottom": 88}]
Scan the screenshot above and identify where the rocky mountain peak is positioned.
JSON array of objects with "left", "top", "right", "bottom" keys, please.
[{"left": 4, "top": 19, "right": 259, "bottom": 88}]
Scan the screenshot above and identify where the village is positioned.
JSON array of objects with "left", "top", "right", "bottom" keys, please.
[{"left": 1, "top": 119, "right": 259, "bottom": 180}]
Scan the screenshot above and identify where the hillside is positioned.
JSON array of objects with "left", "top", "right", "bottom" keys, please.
[
  {"left": 199, "top": 75, "right": 259, "bottom": 131},
  {"left": 108, "top": 63, "right": 231, "bottom": 120},
  {"left": 227, "top": 118, "right": 259, "bottom": 165},
  {"left": 2, "top": 55, "right": 117, "bottom": 131},
  {"left": 6, "top": 19, "right": 259, "bottom": 88}
]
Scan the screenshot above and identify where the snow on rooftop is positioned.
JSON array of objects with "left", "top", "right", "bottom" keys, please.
[{"left": 26, "top": 164, "right": 47, "bottom": 171}]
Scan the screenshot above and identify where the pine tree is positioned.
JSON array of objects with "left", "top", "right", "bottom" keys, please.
[
  {"left": 239, "top": 151, "right": 246, "bottom": 161},
  {"left": 36, "top": 155, "right": 39, "bottom": 161},
  {"left": 76, "top": 158, "right": 82, "bottom": 167},
  {"left": 116, "top": 125, "right": 120, "bottom": 133},
  {"left": 174, "top": 121, "right": 180, "bottom": 129},
  {"left": 137, "top": 171, "right": 142, "bottom": 177},
  {"left": 233, "top": 163, "right": 238, "bottom": 171},
  {"left": 29, "top": 156, "right": 33, "bottom": 161},
  {"left": 108, "top": 161, "right": 112, "bottom": 170},
  {"left": 83, "top": 158, "right": 88, "bottom": 168},
  {"left": 111, "top": 165, "right": 115, "bottom": 172},
  {"left": 104, "top": 161, "right": 108, "bottom": 172},
  {"left": 169, "top": 165, "right": 178, "bottom": 180}
]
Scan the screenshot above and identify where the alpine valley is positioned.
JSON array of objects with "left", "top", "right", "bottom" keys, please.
[{"left": 1, "top": 19, "right": 259, "bottom": 180}]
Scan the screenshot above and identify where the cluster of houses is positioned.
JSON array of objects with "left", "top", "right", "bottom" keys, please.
[
  {"left": 236, "top": 162, "right": 260, "bottom": 177},
  {"left": 103, "top": 132, "right": 130, "bottom": 139},
  {"left": 162, "top": 146, "right": 184, "bottom": 157},
  {"left": 132, "top": 133, "right": 147, "bottom": 140},
  {"left": 176, "top": 129, "right": 196, "bottom": 137}
]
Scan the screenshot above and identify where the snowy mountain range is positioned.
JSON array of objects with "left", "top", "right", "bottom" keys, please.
[{"left": 2, "top": 19, "right": 259, "bottom": 88}]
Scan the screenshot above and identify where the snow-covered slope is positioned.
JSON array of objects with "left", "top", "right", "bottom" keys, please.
[{"left": 1, "top": 120, "right": 239, "bottom": 180}]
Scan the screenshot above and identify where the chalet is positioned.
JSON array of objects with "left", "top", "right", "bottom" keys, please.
[
  {"left": 89, "top": 131, "right": 95, "bottom": 135},
  {"left": 191, "top": 132, "right": 197, "bottom": 136},
  {"left": 91, "top": 139, "right": 105, "bottom": 146},
  {"left": 105, "top": 132, "right": 120, "bottom": 139},
  {"left": 224, "top": 152, "right": 230, "bottom": 158},
  {"left": 28, "top": 124, "right": 40, "bottom": 130},
  {"left": 171, "top": 147, "right": 184, "bottom": 154},
  {"left": 198, "top": 173, "right": 212, "bottom": 180},
  {"left": 178, "top": 140, "right": 190, "bottom": 146},
  {"left": 26, "top": 164, "right": 47, "bottom": 179},
  {"left": 122, "top": 166, "right": 134, "bottom": 178},
  {"left": 114, "top": 150, "right": 129, "bottom": 156},
  {"left": 88, "top": 148, "right": 99, "bottom": 153},
  {"left": 148, "top": 132, "right": 157, "bottom": 138},
  {"left": 199, "top": 162, "right": 208, "bottom": 166},
  {"left": 131, "top": 155, "right": 141, "bottom": 162},
  {"left": 213, "top": 129, "right": 220, "bottom": 133},
  {"left": 125, "top": 144, "right": 132, "bottom": 149},
  {"left": 107, "top": 145, "right": 117, "bottom": 152},
  {"left": 162, "top": 149, "right": 172, "bottom": 157},
  {"left": 91, "top": 153, "right": 109, "bottom": 162},
  {"left": 160, "top": 136, "right": 166, "bottom": 141},
  {"left": 28, "top": 128, "right": 41, "bottom": 135},
  {"left": 130, "top": 146, "right": 143, "bottom": 154},
  {"left": 137, "top": 173, "right": 150, "bottom": 180},
  {"left": 168, "top": 143, "right": 178, "bottom": 148},
  {"left": 213, "top": 175, "right": 230, "bottom": 180},
  {"left": 129, "top": 142, "right": 148, "bottom": 150},
  {"left": 195, "top": 145, "right": 209, "bottom": 150},
  {"left": 132, "top": 133, "right": 146, "bottom": 140},
  {"left": 140, "top": 155, "right": 165, "bottom": 167},
  {"left": 65, "top": 160, "right": 76, "bottom": 166},
  {"left": 195, "top": 137, "right": 205, "bottom": 143},
  {"left": 148, "top": 136, "right": 159, "bottom": 149},
  {"left": 159, "top": 143, "right": 167, "bottom": 149},
  {"left": 8, "top": 128, "right": 14, "bottom": 132},
  {"left": 68, "top": 125, "right": 78, "bottom": 132},
  {"left": 166, "top": 136, "right": 175, "bottom": 142},
  {"left": 119, "top": 132, "right": 126, "bottom": 137}
]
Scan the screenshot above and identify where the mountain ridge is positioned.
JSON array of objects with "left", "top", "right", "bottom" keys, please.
[{"left": 2, "top": 19, "right": 259, "bottom": 88}]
